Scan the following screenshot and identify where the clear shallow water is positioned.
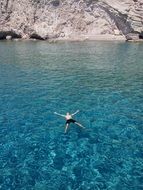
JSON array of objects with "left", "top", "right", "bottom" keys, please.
[{"left": 0, "top": 41, "right": 143, "bottom": 190}]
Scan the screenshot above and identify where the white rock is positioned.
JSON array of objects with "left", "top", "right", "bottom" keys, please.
[
  {"left": 6, "top": 35, "right": 12, "bottom": 40},
  {"left": 0, "top": 0, "right": 142, "bottom": 41}
]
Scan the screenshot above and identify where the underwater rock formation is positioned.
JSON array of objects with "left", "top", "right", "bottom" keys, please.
[{"left": 0, "top": 0, "right": 143, "bottom": 41}]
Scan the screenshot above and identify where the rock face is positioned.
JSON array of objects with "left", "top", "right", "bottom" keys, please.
[{"left": 0, "top": 0, "right": 143, "bottom": 40}]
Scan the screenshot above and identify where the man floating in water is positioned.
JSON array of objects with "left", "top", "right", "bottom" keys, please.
[{"left": 54, "top": 110, "right": 85, "bottom": 133}]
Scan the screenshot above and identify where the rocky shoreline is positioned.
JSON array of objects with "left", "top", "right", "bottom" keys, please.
[
  {"left": 1, "top": 34, "right": 143, "bottom": 43},
  {"left": 0, "top": 0, "right": 143, "bottom": 42},
  {"left": 0, "top": 33, "right": 126, "bottom": 42}
]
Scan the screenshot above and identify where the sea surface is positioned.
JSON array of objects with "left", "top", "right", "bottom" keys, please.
[{"left": 0, "top": 41, "right": 143, "bottom": 190}]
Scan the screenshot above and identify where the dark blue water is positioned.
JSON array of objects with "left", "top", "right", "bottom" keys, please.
[{"left": 0, "top": 41, "right": 143, "bottom": 190}]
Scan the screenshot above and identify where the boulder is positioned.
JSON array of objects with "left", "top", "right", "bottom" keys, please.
[
  {"left": 6, "top": 35, "right": 12, "bottom": 40},
  {"left": 125, "top": 33, "right": 139, "bottom": 41}
]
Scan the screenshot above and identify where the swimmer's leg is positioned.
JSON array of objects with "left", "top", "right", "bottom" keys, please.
[
  {"left": 65, "top": 123, "right": 69, "bottom": 133},
  {"left": 75, "top": 122, "right": 85, "bottom": 129}
]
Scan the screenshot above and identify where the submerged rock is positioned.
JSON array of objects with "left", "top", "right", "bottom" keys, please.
[{"left": 0, "top": 0, "right": 143, "bottom": 41}]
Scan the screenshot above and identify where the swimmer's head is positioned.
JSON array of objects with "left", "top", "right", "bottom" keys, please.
[{"left": 66, "top": 112, "right": 70, "bottom": 115}]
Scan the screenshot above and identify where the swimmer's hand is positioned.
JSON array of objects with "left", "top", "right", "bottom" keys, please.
[
  {"left": 72, "top": 110, "right": 80, "bottom": 116},
  {"left": 54, "top": 112, "right": 65, "bottom": 117}
]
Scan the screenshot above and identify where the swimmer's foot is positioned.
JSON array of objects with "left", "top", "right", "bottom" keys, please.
[{"left": 75, "top": 122, "right": 85, "bottom": 129}]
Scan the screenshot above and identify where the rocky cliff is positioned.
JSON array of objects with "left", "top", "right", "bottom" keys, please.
[{"left": 0, "top": 0, "right": 143, "bottom": 41}]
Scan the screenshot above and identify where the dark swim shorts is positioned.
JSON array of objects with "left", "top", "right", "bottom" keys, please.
[{"left": 66, "top": 119, "right": 76, "bottom": 124}]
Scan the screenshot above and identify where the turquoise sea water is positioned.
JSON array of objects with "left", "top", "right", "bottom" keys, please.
[{"left": 0, "top": 41, "right": 143, "bottom": 190}]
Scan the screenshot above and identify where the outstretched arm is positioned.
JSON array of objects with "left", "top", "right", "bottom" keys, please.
[
  {"left": 54, "top": 112, "right": 65, "bottom": 118},
  {"left": 71, "top": 110, "right": 80, "bottom": 116}
]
